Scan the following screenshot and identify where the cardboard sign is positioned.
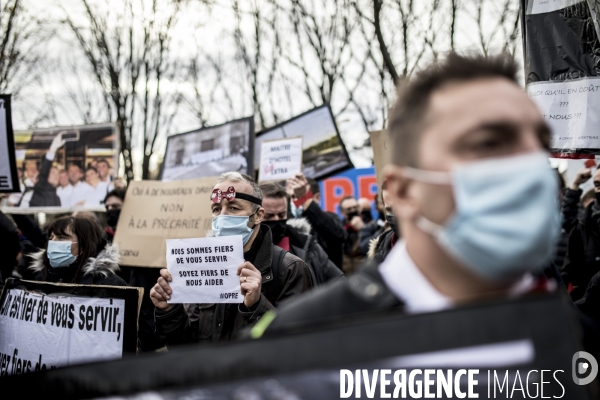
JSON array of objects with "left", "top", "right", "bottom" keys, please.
[
  {"left": 369, "top": 130, "right": 391, "bottom": 188},
  {"left": 258, "top": 137, "right": 303, "bottom": 182},
  {"left": 0, "top": 95, "right": 19, "bottom": 193},
  {"left": 0, "top": 279, "right": 141, "bottom": 376},
  {"left": 166, "top": 236, "right": 244, "bottom": 304},
  {"left": 113, "top": 177, "right": 216, "bottom": 267}
]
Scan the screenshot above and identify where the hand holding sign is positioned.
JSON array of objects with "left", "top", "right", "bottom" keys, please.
[
  {"left": 150, "top": 269, "right": 174, "bottom": 311},
  {"left": 238, "top": 261, "right": 262, "bottom": 308}
]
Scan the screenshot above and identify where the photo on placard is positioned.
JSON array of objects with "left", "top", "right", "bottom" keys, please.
[
  {"left": 4, "top": 123, "right": 119, "bottom": 211},
  {"left": 160, "top": 117, "right": 254, "bottom": 181},
  {"left": 254, "top": 105, "right": 353, "bottom": 180}
]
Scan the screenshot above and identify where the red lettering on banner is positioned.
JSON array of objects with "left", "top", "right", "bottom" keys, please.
[
  {"left": 324, "top": 178, "right": 354, "bottom": 212},
  {"left": 358, "top": 176, "right": 378, "bottom": 200}
]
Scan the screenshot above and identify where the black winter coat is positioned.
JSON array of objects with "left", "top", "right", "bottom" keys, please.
[
  {"left": 286, "top": 218, "right": 344, "bottom": 285},
  {"left": 154, "top": 225, "right": 314, "bottom": 346},
  {"left": 301, "top": 201, "right": 347, "bottom": 270},
  {"left": 368, "top": 229, "right": 397, "bottom": 264},
  {"left": 562, "top": 203, "right": 600, "bottom": 301}
]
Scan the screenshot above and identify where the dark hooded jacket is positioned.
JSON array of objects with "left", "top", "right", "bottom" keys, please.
[
  {"left": 300, "top": 201, "right": 347, "bottom": 270},
  {"left": 562, "top": 201, "right": 600, "bottom": 301},
  {"left": 367, "top": 228, "right": 397, "bottom": 264},
  {"left": 154, "top": 225, "right": 313, "bottom": 346},
  {"left": 29, "top": 242, "right": 127, "bottom": 286},
  {"left": 286, "top": 218, "right": 344, "bottom": 285}
]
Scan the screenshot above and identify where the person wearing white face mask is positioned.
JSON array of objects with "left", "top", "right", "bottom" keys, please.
[
  {"left": 150, "top": 172, "right": 313, "bottom": 345},
  {"left": 251, "top": 53, "right": 569, "bottom": 337}
]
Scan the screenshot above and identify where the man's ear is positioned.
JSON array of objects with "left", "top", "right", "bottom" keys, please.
[
  {"left": 383, "top": 165, "right": 419, "bottom": 221},
  {"left": 254, "top": 207, "right": 265, "bottom": 224},
  {"left": 314, "top": 192, "right": 321, "bottom": 203}
]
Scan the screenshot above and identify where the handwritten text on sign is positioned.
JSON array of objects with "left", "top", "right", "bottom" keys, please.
[
  {"left": 527, "top": 77, "right": 600, "bottom": 150},
  {"left": 259, "top": 137, "right": 303, "bottom": 182},
  {"left": 0, "top": 288, "right": 124, "bottom": 375},
  {"left": 113, "top": 177, "right": 216, "bottom": 268},
  {"left": 166, "top": 236, "right": 244, "bottom": 304}
]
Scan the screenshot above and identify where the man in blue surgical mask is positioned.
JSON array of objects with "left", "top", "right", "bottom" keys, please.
[
  {"left": 150, "top": 172, "right": 313, "bottom": 345},
  {"left": 251, "top": 53, "right": 569, "bottom": 336}
]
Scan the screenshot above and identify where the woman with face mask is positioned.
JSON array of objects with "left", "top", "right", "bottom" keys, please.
[{"left": 29, "top": 215, "right": 126, "bottom": 286}]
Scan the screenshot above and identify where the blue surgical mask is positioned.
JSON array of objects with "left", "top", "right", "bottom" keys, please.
[
  {"left": 212, "top": 215, "right": 255, "bottom": 245},
  {"left": 403, "top": 152, "right": 561, "bottom": 281},
  {"left": 47, "top": 240, "right": 78, "bottom": 268}
]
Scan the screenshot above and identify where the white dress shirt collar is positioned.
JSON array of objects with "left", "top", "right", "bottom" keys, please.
[{"left": 378, "top": 240, "right": 537, "bottom": 315}]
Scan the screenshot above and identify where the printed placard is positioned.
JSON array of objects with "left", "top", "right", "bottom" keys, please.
[
  {"left": 166, "top": 236, "right": 244, "bottom": 304},
  {"left": 527, "top": 77, "right": 600, "bottom": 150},
  {"left": 258, "top": 136, "right": 303, "bottom": 182},
  {"left": 0, "top": 284, "right": 138, "bottom": 376}
]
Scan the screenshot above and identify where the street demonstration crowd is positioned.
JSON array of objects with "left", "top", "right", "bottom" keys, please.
[{"left": 1, "top": 53, "right": 599, "bottom": 362}]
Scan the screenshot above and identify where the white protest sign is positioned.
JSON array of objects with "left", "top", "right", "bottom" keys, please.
[
  {"left": 0, "top": 288, "right": 125, "bottom": 375},
  {"left": 166, "top": 236, "right": 244, "bottom": 304},
  {"left": 528, "top": 77, "right": 600, "bottom": 150},
  {"left": 527, "top": 0, "right": 582, "bottom": 15},
  {"left": 258, "top": 136, "right": 303, "bottom": 182}
]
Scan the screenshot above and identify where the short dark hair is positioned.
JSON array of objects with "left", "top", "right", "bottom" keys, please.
[
  {"left": 380, "top": 180, "right": 388, "bottom": 205},
  {"left": 68, "top": 163, "right": 82, "bottom": 171},
  {"left": 306, "top": 177, "right": 320, "bottom": 195},
  {"left": 388, "top": 53, "right": 518, "bottom": 167},
  {"left": 86, "top": 166, "right": 98, "bottom": 174},
  {"left": 259, "top": 182, "right": 288, "bottom": 199},
  {"left": 104, "top": 188, "right": 126, "bottom": 204},
  {"left": 96, "top": 158, "right": 109, "bottom": 167},
  {"left": 339, "top": 195, "right": 356, "bottom": 211},
  {"left": 46, "top": 216, "right": 105, "bottom": 282}
]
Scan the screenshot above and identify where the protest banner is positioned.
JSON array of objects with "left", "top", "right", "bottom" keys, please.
[
  {"left": 522, "top": 0, "right": 600, "bottom": 157},
  {"left": 113, "top": 177, "right": 216, "bottom": 268},
  {"left": 0, "top": 278, "right": 140, "bottom": 376},
  {"left": 254, "top": 105, "right": 353, "bottom": 180},
  {"left": 2, "top": 123, "right": 119, "bottom": 213},
  {"left": 160, "top": 117, "right": 254, "bottom": 181},
  {"left": 258, "top": 136, "right": 303, "bottom": 183},
  {"left": 0, "top": 95, "right": 19, "bottom": 193},
  {"left": 166, "top": 236, "right": 244, "bottom": 304},
  {"left": 4, "top": 293, "right": 592, "bottom": 399},
  {"left": 369, "top": 130, "right": 390, "bottom": 188}
]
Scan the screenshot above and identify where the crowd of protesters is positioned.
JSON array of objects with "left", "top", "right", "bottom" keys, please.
[{"left": 0, "top": 52, "right": 599, "bottom": 371}]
